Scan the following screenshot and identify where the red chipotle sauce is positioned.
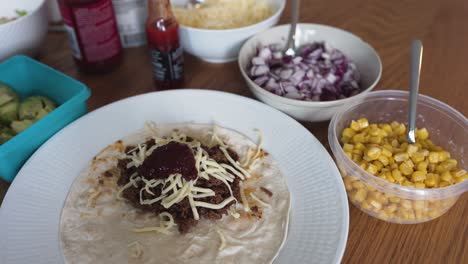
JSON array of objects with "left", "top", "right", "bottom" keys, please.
[
  {"left": 58, "top": 0, "right": 123, "bottom": 73},
  {"left": 146, "top": 0, "right": 184, "bottom": 90},
  {"left": 137, "top": 142, "right": 197, "bottom": 180}
]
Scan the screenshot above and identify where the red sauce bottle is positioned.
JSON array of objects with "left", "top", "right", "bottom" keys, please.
[
  {"left": 58, "top": 0, "right": 123, "bottom": 73},
  {"left": 146, "top": 0, "right": 184, "bottom": 90}
]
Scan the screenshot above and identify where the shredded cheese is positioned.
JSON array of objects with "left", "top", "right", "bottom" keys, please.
[
  {"left": 133, "top": 212, "right": 175, "bottom": 235},
  {"left": 250, "top": 193, "right": 270, "bottom": 208},
  {"left": 173, "top": 0, "right": 274, "bottom": 30},
  {"left": 120, "top": 124, "right": 266, "bottom": 228},
  {"left": 128, "top": 241, "right": 143, "bottom": 259},
  {"left": 86, "top": 190, "right": 101, "bottom": 207},
  {"left": 216, "top": 229, "right": 226, "bottom": 251},
  {"left": 239, "top": 182, "right": 250, "bottom": 212},
  {"left": 194, "top": 197, "right": 235, "bottom": 210},
  {"left": 219, "top": 147, "right": 251, "bottom": 179},
  {"left": 117, "top": 174, "right": 141, "bottom": 200}
]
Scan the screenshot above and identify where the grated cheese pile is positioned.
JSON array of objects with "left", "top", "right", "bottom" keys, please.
[
  {"left": 116, "top": 124, "right": 269, "bottom": 238},
  {"left": 172, "top": 0, "right": 274, "bottom": 30}
]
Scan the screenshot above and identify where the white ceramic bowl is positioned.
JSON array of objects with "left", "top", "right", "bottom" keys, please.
[
  {"left": 238, "top": 23, "right": 382, "bottom": 122},
  {"left": 0, "top": 0, "right": 48, "bottom": 61},
  {"left": 172, "top": 0, "right": 285, "bottom": 63}
]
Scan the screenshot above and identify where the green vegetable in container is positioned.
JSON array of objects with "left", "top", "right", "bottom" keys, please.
[
  {"left": 18, "top": 96, "right": 56, "bottom": 120},
  {"left": 0, "top": 83, "right": 19, "bottom": 107},
  {"left": 0, "top": 126, "right": 15, "bottom": 144},
  {"left": 11, "top": 119, "right": 35, "bottom": 134},
  {"left": 0, "top": 101, "right": 19, "bottom": 125}
]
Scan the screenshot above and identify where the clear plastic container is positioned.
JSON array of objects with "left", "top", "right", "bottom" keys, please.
[{"left": 329, "top": 90, "right": 468, "bottom": 223}]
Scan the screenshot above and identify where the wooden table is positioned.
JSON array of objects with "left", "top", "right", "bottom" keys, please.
[{"left": 1, "top": 0, "right": 467, "bottom": 263}]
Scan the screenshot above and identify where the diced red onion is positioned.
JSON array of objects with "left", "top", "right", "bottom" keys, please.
[{"left": 247, "top": 42, "right": 361, "bottom": 101}]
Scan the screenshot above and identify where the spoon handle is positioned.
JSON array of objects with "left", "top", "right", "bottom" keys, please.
[
  {"left": 285, "top": 0, "right": 300, "bottom": 53},
  {"left": 408, "top": 40, "right": 423, "bottom": 144}
]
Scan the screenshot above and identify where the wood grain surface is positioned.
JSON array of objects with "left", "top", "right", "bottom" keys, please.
[{"left": 1, "top": 0, "right": 467, "bottom": 263}]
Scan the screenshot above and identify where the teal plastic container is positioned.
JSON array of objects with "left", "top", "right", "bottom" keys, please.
[{"left": 0, "top": 56, "right": 91, "bottom": 182}]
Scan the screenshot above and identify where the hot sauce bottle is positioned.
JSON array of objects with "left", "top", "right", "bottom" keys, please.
[
  {"left": 146, "top": 0, "right": 184, "bottom": 90},
  {"left": 58, "top": 0, "right": 123, "bottom": 73}
]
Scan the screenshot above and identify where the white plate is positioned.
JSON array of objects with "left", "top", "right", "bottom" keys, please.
[{"left": 0, "top": 90, "right": 349, "bottom": 264}]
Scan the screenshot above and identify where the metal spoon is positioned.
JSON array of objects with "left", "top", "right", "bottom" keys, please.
[
  {"left": 407, "top": 40, "right": 423, "bottom": 144},
  {"left": 285, "top": 0, "right": 300, "bottom": 56},
  {"left": 185, "top": 0, "right": 204, "bottom": 9}
]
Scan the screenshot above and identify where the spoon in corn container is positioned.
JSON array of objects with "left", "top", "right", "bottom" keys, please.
[{"left": 407, "top": 40, "right": 423, "bottom": 144}]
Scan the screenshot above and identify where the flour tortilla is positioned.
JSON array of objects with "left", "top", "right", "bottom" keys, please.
[{"left": 60, "top": 123, "right": 290, "bottom": 264}]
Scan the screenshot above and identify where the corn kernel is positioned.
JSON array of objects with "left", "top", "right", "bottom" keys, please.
[
  {"left": 386, "top": 172, "right": 395, "bottom": 183},
  {"left": 373, "top": 160, "right": 384, "bottom": 171},
  {"left": 414, "top": 182, "right": 426, "bottom": 188},
  {"left": 352, "top": 181, "right": 364, "bottom": 189},
  {"left": 428, "top": 163, "right": 437, "bottom": 173},
  {"left": 394, "top": 152, "right": 409, "bottom": 162},
  {"left": 354, "top": 188, "right": 367, "bottom": 202},
  {"left": 365, "top": 147, "right": 381, "bottom": 161},
  {"left": 411, "top": 171, "right": 427, "bottom": 182},
  {"left": 377, "top": 155, "right": 390, "bottom": 166},
  {"left": 361, "top": 201, "right": 371, "bottom": 210},
  {"left": 454, "top": 175, "right": 468, "bottom": 183},
  {"left": 441, "top": 159, "right": 457, "bottom": 171},
  {"left": 428, "top": 152, "right": 440, "bottom": 163},
  {"left": 401, "top": 200, "right": 412, "bottom": 209},
  {"left": 342, "top": 128, "right": 356, "bottom": 139},
  {"left": 384, "top": 204, "right": 398, "bottom": 214},
  {"left": 402, "top": 180, "right": 415, "bottom": 187},
  {"left": 424, "top": 173, "right": 439, "bottom": 187},
  {"left": 439, "top": 181, "right": 450, "bottom": 187},
  {"left": 369, "top": 199, "right": 382, "bottom": 210},
  {"left": 417, "top": 161, "right": 428, "bottom": 172},
  {"left": 407, "top": 144, "right": 418, "bottom": 154},
  {"left": 357, "top": 118, "right": 369, "bottom": 129},
  {"left": 352, "top": 134, "right": 366, "bottom": 143},
  {"left": 410, "top": 152, "right": 425, "bottom": 163},
  {"left": 395, "top": 124, "right": 406, "bottom": 135},
  {"left": 345, "top": 151, "right": 353, "bottom": 159},
  {"left": 440, "top": 171, "right": 452, "bottom": 183},
  {"left": 428, "top": 210, "right": 441, "bottom": 218},
  {"left": 377, "top": 211, "right": 389, "bottom": 220},
  {"left": 366, "top": 164, "right": 379, "bottom": 175},
  {"left": 370, "top": 136, "right": 382, "bottom": 144},
  {"left": 350, "top": 120, "right": 360, "bottom": 131},
  {"left": 454, "top": 169, "right": 467, "bottom": 177},
  {"left": 415, "top": 209, "right": 424, "bottom": 220},
  {"left": 415, "top": 127, "right": 429, "bottom": 140},
  {"left": 439, "top": 151, "right": 450, "bottom": 161},
  {"left": 420, "top": 149, "right": 429, "bottom": 157},
  {"left": 399, "top": 162, "right": 414, "bottom": 176},
  {"left": 343, "top": 143, "right": 354, "bottom": 152},
  {"left": 413, "top": 200, "right": 425, "bottom": 209},
  {"left": 392, "top": 169, "right": 404, "bottom": 183},
  {"left": 352, "top": 154, "right": 362, "bottom": 163},
  {"left": 389, "top": 197, "right": 401, "bottom": 203},
  {"left": 355, "top": 143, "right": 365, "bottom": 150}
]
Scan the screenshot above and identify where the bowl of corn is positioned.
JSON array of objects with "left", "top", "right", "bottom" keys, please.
[{"left": 329, "top": 90, "right": 467, "bottom": 223}]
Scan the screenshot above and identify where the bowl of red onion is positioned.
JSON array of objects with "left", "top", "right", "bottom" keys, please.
[{"left": 238, "top": 23, "right": 382, "bottom": 121}]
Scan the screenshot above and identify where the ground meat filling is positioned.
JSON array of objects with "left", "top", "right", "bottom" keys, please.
[{"left": 117, "top": 140, "right": 242, "bottom": 233}]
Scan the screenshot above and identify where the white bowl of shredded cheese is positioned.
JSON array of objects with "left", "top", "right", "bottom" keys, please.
[{"left": 172, "top": 0, "right": 286, "bottom": 63}]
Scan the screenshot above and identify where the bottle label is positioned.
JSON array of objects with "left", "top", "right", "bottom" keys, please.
[
  {"left": 59, "top": 2, "right": 82, "bottom": 59},
  {"left": 59, "top": 0, "right": 122, "bottom": 63},
  {"left": 150, "top": 45, "right": 184, "bottom": 81},
  {"left": 112, "top": 0, "right": 147, "bottom": 48}
]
